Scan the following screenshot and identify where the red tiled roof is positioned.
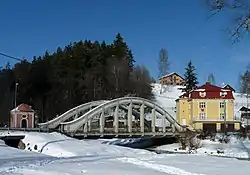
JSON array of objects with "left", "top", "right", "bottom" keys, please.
[
  {"left": 180, "top": 82, "right": 234, "bottom": 99},
  {"left": 223, "top": 84, "right": 235, "bottom": 92}
]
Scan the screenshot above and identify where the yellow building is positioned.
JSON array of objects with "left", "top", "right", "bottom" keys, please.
[
  {"left": 176, "top": 82, "right": 240, "bottom": 133},
  {"left": 159, "top": 72, "right": 185, "bottom": 86}
]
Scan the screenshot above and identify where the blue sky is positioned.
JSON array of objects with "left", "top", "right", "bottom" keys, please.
[{"left": 1, "top": 0, "right": 250, "bottom": 90}]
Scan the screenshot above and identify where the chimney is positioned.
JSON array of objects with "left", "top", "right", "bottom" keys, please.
[{"left": 205, "top": 82, "right": 211, "bottom": 85}]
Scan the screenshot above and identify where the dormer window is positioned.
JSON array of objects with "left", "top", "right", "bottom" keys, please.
[
  {"left": 199, "top": 92, "right": 206, "bottom": 97},
  {"left": 220, "top": 91, "right": 227, "bottom": 97}
]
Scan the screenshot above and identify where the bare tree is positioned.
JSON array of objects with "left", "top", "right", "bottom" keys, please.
[
  {"left": 158, "top": 48, "right": 170, "bottom": 78},
  {"left": 207, "top": 73, "right": 216, "bottom": 84},
  {"left": 240, "top": 66, "right": 250, "bottom": 93},
  {"left": 205, "top": 0, "right": 250, "bottom": 43},
  {"left": 158, "top": 48, "right": 170, "bottom": 94}
]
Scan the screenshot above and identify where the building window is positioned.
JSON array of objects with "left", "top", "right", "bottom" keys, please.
[
  {"left": 220, "top": 113, "right": 225, "bottom": 120},
  {"left": 199, "top": 102, "right": 206, "bottom": 109},
  {"left": 220, "top": 102, "right": 225, "bottom": 108},
  {"left": 220, "top": 91, "right": 227, "bottom": 97},
  {"left": 199, "top": 92, "right": 206, "bottom": 97},
  {"left": 173, "top": 76, "right": 176, "bottom": 83},
  {"left": 199, "top": 113, "right": 206, "bottom": 120}
]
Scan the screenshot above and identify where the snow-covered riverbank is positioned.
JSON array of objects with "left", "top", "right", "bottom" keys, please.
[{"left": 1, "top": 131, "right": 250, "bottom": 174}]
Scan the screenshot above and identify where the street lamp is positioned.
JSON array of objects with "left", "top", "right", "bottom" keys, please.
[{"left": 14, "top": 82, "right": 19, "bottom": 108}]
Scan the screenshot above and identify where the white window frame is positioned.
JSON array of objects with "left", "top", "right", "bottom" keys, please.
[
  {"left": 199, "top": 113, "right": 206, "bottom": 120},
  {"left": 220, "top": 113, "right": 225, "bottom": 120},
  {"left": 199, "top": 92, "right": 206, "bottom": 97},
  {"left": 199, "top": 102, "right": 206, "bottom": 109},
  {"left": 220, "top": 102, "right": 225, "bottom": 108}
]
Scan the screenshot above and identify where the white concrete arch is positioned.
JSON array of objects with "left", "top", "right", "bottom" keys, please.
[
  {"left": 60, "top": 97, "right": 184, "bottom": 133},
  {"left": 38, "top": 100, "right": 107, "bottom": 129}
]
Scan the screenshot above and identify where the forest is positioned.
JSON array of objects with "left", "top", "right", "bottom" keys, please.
[{"left": 0, "top": 33, "right": 154, "bottom": 125}]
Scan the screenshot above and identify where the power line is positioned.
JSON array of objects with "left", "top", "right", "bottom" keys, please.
[{"left": 0, "top": 52, "right": 23, "bottom": 62}]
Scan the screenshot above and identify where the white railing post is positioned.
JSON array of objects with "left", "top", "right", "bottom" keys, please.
[
  {"left": 140, "top": 102, "right": 145, "bottom": 133},
  {"left": 114, "top": 102, "right": 119, "bottom": 133},
  {"left": 100, "top": 108, "right": 105, "bottom": 133},
  {"left": 151, "top": 105, "right": 156, "bottom": 133},
  {"left": 162, "top": 113, "right": 166, "bottom": 133},
  {"left": 128, "top": 100, "right": 133, "bottom": 133}
]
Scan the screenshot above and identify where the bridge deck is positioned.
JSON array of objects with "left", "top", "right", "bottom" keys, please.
[{"left": 70, "top": 132, "right": 180, "bottom": 138}]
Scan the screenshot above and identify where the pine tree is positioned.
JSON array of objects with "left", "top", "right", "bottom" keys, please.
[
  {"left": 0, "top": 34, "right": 153, "bottom": 124},
  {"left": 183, "top": 60, "right": 198, "bottom": 92},
  {"left": 113, "top": 33, "right": 135, "bottom": 70}
]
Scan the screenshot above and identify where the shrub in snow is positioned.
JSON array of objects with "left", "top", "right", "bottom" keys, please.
[
  {"left": 217, "top": 149, "right": 224, "bottom": 154},
  {"left": 186, "top": 134, "right": 202, "bottom": 152}
]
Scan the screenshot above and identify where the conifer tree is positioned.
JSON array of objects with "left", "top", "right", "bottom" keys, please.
[
  {"left": 0, "top": 33, "right": 153, "bottom": 123},
  {"left": 183, "top": 60, "right": 198, "bottom": 92}
]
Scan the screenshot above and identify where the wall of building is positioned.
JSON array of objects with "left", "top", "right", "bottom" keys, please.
[
  {"left": 160, "top": 74, "right": 185, "bottom": 85},
  {"left": 10, "top": 111, "right": 34, "bottom": 128},
  {"left": 176, "top": 98, "right": 190, "bottom": 125},
  {"left": 177, "top": 98, "right": 238, "bottom": 131},
  {"left": 190, "top": 99, "right": 234, "bottom": 121}
]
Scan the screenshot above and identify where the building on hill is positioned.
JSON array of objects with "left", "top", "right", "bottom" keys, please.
[
  {"left": 10, "top": 104, "right": 35, "bottom": 128},
  {"left": 159, "top": 72, "right": 185, "bottom": 86},
  {"left": 176, "top": 82, "right": 240, "bottom": 133}
]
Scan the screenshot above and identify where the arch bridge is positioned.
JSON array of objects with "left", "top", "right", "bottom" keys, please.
[{"left": 38, "top": 97, "right": 192, "bottom": 138}]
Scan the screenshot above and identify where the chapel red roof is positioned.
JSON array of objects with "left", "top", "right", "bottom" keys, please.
[{"left": 12, "top": 104, "right": 34, "bottom": 112}]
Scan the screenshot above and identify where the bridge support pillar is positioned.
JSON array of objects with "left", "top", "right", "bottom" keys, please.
[
  {"left": 151, "top": 106, "right": 156, "bottom": 133},
  {"left": 100, "top": 108, "right": 105, "bottom": 133},
  {"left": 171, "top": 123, "right": 176, "bottom": 133},
  {"left": 127, "top": 101, "right": 132, "bottom": 133},
  {"left": 88, "top": 118, "right": 92, "bottom": 132},
  {"left": 114, "top": 103, "right": 119, "bottom": 133},
  {"left": 162, "top": 114, "right": 166, "bottom": 133},
  {"left": 140, "top": 103, "right": 144, "bottom": 133},
  {"left": 84, "top": 114, "right": 88, "bottom": 133}
]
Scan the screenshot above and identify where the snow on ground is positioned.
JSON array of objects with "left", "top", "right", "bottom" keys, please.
[
  {"left": 152, "top": 83, "right": 184, "bottom": 119},
  {"left": 0, "top": 131, "right": 153, "bottom": 158},
  {"left": 15, "top": 154, "right": 250, "bottom": 175},
  {"left": 156, "top": 135, "right": 250, "bottom": 159},
  {"left": 1, "top": 145, "right": 250, "bottom": 175},
  {"left": 1, "top": 131, "right": 250, "bottom": 174}
]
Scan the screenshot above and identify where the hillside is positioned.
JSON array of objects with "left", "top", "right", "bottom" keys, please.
[
  {"left": 152, "top": 83, "right": 246, "bottom": 120},
  {"left": 152, "top": 83, "right": 184, "bottom": 119}
]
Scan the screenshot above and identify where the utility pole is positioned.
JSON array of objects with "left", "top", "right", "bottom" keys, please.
[{"left": 224, "top": 99, "right": 227, "bottom": 138}]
